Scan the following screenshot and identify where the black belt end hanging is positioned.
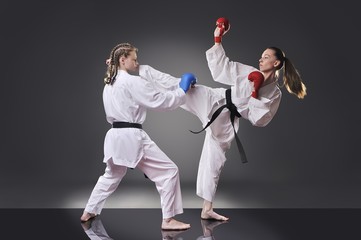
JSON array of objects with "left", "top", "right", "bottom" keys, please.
[{"left": 189, "top": 88, "right": 248, "bottom": 164}]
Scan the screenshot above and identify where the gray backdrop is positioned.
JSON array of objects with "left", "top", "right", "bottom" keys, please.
[{"left": 1, "top": 0, "right": 360, "bottom": 208}]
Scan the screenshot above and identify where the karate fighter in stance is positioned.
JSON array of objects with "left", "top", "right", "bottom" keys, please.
[
  {"left": 140, "top": 18, "right": 307, "bottom": 221},
  {"left": 80, "top": 43, "right": 196, "bottom": 231}
]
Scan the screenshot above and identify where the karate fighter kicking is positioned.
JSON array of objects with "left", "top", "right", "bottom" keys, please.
[{"left": 140, "top": 17, "right": 307, "bottom": 221}]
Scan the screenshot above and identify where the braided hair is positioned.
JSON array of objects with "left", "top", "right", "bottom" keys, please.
[
  {"left": 268, "top": 47, "right": 307, "bottom": 99},
  {"left": 104, "top": 43, "right": 138, "bottom": 85}
]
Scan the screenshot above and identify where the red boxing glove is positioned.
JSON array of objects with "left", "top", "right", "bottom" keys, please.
[
  {"left": 215, "top": 17, "right": 229, "bottom": 43},
  {"left": 248, "top": 71, "right": 264, "bottom": 98}
]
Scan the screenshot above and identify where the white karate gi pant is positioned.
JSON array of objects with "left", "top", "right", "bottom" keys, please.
[
  {"left": 181, "top": 85, "right": 237, "bottom": 203},
  {"left": 84, "top": 140, "right": 183, "bottom": 219}
]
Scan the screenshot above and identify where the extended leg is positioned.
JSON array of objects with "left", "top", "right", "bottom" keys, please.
[{"left": 80, "top": 159, "right": 127, "bottom": 222}]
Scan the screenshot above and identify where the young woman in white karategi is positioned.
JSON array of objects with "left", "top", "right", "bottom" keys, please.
[
  {"left": 80, "top": 43, "right": 196, "bottom": 231},
  {"left": 193, "top": 20, "right": 307, "bottom": 221},
  {"left": 140, "top": 19, "right": 307, "bottom": 221}
]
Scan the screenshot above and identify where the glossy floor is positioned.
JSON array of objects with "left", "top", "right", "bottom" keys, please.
[{"left": 1, "top": 208, "right": 360, "bottom": 239}]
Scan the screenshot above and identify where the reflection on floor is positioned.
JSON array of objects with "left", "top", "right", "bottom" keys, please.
[
  {"left": 62, "top": 181, "right": 361, "bottom": 209},
  {"left": 2, "top": 181, "right": 361, "bottom": 209},
  {"left": 1, "top": 208, "right": 360, "bottom": 239},
  {"left": 82, "top": 217, "right": 228, "bottom": 240}
]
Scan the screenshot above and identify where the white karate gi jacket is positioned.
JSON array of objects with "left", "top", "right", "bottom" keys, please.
[
  {"left": 205, "top": 44, "right": 282, "bottom": 127},
  {"left": 102, "top": 67, "right": 185, "bottom": 168}
]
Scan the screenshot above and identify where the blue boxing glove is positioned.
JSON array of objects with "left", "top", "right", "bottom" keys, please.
[{"left": 179, "top": 73, "right": 197, "bottom": 93}]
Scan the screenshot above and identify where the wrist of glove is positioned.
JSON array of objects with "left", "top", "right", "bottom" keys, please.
[
  {"left": 251, "top": 91, "right": 259, "bottom": 99},
  {"left": 214, "top": 36, "right": 222, "bottom": 43},
  {"left": 214, "top": 27, "right": 224, "bottom": 43}
]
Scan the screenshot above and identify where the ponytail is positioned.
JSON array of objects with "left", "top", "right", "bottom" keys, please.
[
  {"left": 104, "top": 43, "right": 138, "bottom": 85},
  {"left": 269, "top": 47, "right": 307, "bottom": 99},
  {"left": 282, "top": 57, "right": 307, "bottom": 99}
]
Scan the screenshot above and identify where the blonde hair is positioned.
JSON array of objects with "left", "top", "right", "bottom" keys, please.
[
  {"left": 268, "top": 47, "right": 307, "bottom": 99},
  {"left": 104, "top": 43, "right": 138, "bottom": 85}
]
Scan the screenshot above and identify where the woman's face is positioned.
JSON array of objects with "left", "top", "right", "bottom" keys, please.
[
  {"left": 258, "top": 48, "right": 280, "bottom": 73},
  {"left": 120, "top": 50, "right": 139, "bottom": 72}
]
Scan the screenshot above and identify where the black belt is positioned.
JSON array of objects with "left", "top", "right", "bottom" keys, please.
[
  {"left": 112, "top": 122, "right": 142, "bottom": 129},
  {"left": 190, "top": 88, "right": 248, "bottom": 163}
]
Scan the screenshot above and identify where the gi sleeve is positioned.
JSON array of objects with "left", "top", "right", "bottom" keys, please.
[
  {"left": 246, "top": 89, "right": 282, "bottom": 127},
  {"left": 139, "top": 65, "right": 180, "bottom": 92},
  {"left": 128, "top": 74, "right": 186, "bottom": 111},
  {"left": 205, "top": 44, "right": 258, "bottom": 87}
]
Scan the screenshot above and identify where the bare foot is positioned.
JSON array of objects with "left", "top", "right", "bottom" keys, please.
[
  {"left": 161, "top": 218, "right": 191, "bottom": 230},
  {"left": 201, "top": 209, "right": 229, "bottom": 221},
  {"left": 80, "top": 211, "right": 96, "bottom": 222}
]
